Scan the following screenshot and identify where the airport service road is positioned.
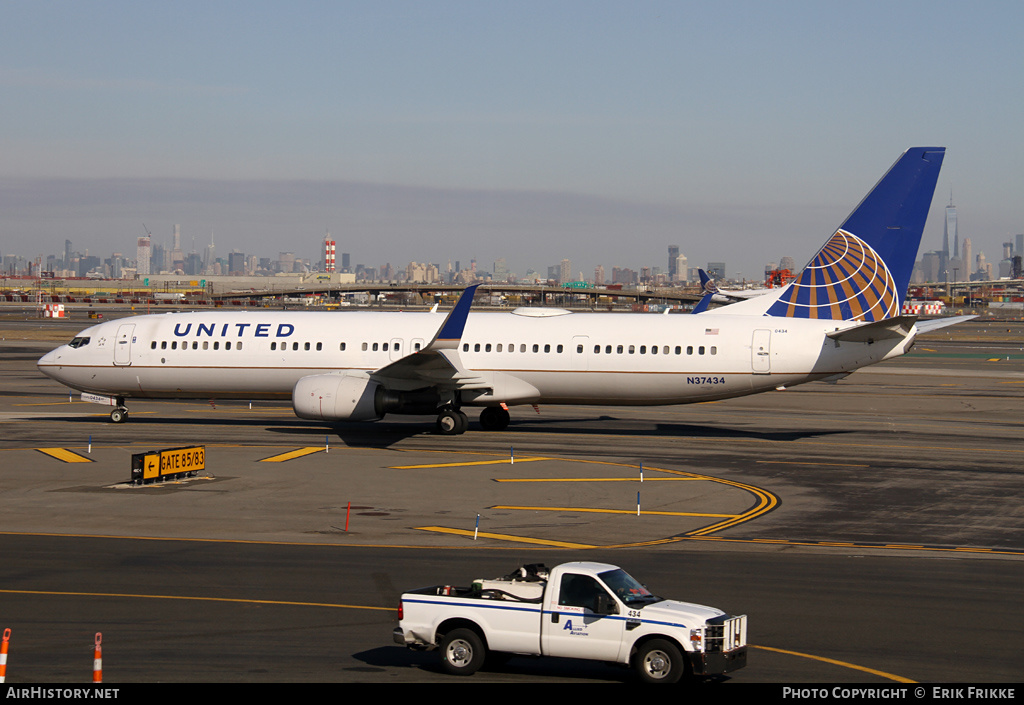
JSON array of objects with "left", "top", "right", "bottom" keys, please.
[
  {"left": 0, "top": 319, "right": 1022, "bottom": 682},
  {"left": 0, "top": 537, "right": 1021, "bottom": 683}
]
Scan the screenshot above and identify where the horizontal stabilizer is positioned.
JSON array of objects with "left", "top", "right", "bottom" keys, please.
[
  {"left": 826, "top": 316, "right": 916, "bottom": 343},
  {"left": 914, "top": 314, "right": 977, "bottom": 334}
]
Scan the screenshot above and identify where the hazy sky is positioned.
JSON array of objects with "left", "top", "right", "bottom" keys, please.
[{"left": 1, "top": 1, "right": 1021, "bottom": 279}]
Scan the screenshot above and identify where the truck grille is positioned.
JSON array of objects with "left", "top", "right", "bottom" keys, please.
[{"left": 704, "top": 614, "right": 747, "bottom": 653}]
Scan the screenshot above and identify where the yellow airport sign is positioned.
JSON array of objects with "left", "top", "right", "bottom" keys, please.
[{"left": 132, "top": 446, "right": 205, "bottom": 484}]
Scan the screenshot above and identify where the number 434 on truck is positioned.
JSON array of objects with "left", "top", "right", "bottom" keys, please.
[{"left": 393, "top": 562, "right": 747, "bottom": 683}]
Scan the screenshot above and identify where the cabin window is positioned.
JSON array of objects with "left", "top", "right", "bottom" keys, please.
[
  {"left": 520, "top": 344, "right": 526, "bottom": 353},
  {"left": 651, "top": 345, "right": 658, "bottom": 355},
  {"left": 192, "top": 341, "right": 198, "bottom": 350},
  {"left": 213, "top": 342, "right": 220, "bottom": 350},
  {"left": 394, "top": 342, "right": 400, "bottom": 351},
  {"left": 171, "top": 341, "right": 177, "bottom": 350},
  {"left": 372, "top": 342, "right": 378, "bottom": 352},
  {"left": 161, "top": 341, "right": 167, "bottom": 350},
  {"left": 305, "top": 342, "right": 311, "bottom": 351},
  {"left": 639, "top": 345, "right": 646, "bottom": 354},
  {"left": 557, "top": 344, "right": 563, "bottom": 353},
  {"left": 413, "top": 342, "right": 421, "bottom": 351},
  {"left": 628, "top": 345, "right": 635, "bottom": 354},
  {"left": 474, "top": 343, "right": 481, "bottom": 352},
  {"left": 151, "top": 341, "right": 157, "bottom": 349},
  {"left": 699, "top": 346, "right": 705, "bottom": 355},
  {"left": 340, "top": 342, "right": 347, "bottom": 351},
  {"left": 463, "top": 343, "right": 469, "bottom": 352},
  {"left": 237, "top": 342, "right": 243, "bottom": 350},
  {"left": 532, "top": 344, "right": 539, "bottom": 353},
  {"left": 226, "top": 341, "right": 232, "bottom": 350},
  {"left": 271, "top": 342, "right": 277, "bottom": 351},
  {"left": 617, "top": 345, "right": 623, "bottom": 354},
  {"left": 362, "top": 343, "right": 368, "bottom": 351},
  {"left": 674, "top": 346, "right": 681, "bottom": 355},
  {"left": 203, "top": 341, "right": 209, "bottom": 350},
  {"left": 544, "top": 344, "right": 551, "bottom": 353},
  {"left": 710, "top": 346, "right": 717, "bottom": 355},
  {"left": 606, "top": 345, "right": 612, "bottom": 354},
  {"left": 497, "top": 344, "right": 503, "bottom": 352},
  {"left": 293, "top": 342, "right": 300, "bottom": 351},
  {"left": 687, "top": 346, "right": 693, "bottom": 355},
  {"left": 382, "top": 342, "right": 388, "bottom": 351},
  {"left": 316, "top": 342, "right": 322, "bottom": 351},
  {"left": 485, "top": 343, "right": 492, "bottom": 352}
]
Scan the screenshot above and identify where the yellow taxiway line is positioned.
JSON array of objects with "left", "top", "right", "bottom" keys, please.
[
  {"left": 259, "top": 447, "right": 326, "bottom": 462},
  {"left": 36, "top": 447, "right": 94, "bottom": 463}
]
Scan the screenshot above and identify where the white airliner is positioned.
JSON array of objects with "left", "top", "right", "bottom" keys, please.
[{"left": 38, "top": 147, "right": 969, "bottom": 434}]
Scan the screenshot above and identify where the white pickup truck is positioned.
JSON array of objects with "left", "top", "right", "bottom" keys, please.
[{"left": 393, "top": 561, "right": 747, "bottom": 683}]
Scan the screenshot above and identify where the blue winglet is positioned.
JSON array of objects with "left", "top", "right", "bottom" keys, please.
[{"left": 431, "top": 284, "right": 480, "bottom": 349}]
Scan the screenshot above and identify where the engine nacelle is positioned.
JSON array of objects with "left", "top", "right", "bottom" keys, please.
[{"left": 292, "top": 373, "right": 383, "bottom": 422}]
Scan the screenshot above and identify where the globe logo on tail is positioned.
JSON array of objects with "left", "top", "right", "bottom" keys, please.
[{"left": 767, "top": 230, "right": 899, "bottom": 322}]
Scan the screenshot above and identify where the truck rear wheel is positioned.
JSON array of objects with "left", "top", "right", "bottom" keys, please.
[
  {"left": 440, "top": 628, "right": 486, "bottom": 675},
  {"left": 634, "top": 639, "right": 685, "bottom": 684}
]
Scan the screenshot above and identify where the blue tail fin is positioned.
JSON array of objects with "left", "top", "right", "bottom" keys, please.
[
  {"left": 692, "top": 269, "right": 716, "bottom": 314},
  {"left": 766, "top": 147, "right": 945, "bottom": 321}
]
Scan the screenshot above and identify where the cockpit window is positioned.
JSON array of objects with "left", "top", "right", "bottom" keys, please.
[{"left": 68, "top": 336, "right": 91, "bottom": 349}]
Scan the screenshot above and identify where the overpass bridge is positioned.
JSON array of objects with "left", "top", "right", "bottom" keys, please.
[{"left": 211, "top": 282, "right": 705, "bottom": 308}]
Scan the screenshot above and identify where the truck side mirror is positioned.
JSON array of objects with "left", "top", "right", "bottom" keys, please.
[{"left": 595, "top": 593, "right": 619, "bottom": 615}]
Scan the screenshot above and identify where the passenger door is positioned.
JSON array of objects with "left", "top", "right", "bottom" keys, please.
[{"left": 113, "top": 324, "right": 135, "bottom": 366}]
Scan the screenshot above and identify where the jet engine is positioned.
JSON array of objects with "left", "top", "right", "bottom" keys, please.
[
  {"left": 292, "top": 372, "right": 443, "bottom": 422},
  {"left": 292, "top": 373, "right": 384, "bottom": 422}
]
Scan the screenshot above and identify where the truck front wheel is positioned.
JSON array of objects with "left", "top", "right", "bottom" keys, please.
[
  {"left": 440, "top": 628, "right": 486, "bottom": 676},
  {"left": 634, "top": 639, "right": 685, "bottom": 684}
]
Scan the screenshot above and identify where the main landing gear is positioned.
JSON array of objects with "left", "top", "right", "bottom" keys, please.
[
  {"left": 434, "top": 406, "right": 511, "bottom": 435},
  {"left": 109, "top": 397, "right": 129, "bottom": 423},
  {"left": 435, "top": 408, "right": 469, "bottom": 435}
]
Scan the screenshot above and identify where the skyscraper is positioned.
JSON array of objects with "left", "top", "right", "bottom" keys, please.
[
  {"left": 170, "top": 224, "right": 185, "bottom": 272},
  {"left": 668, "top": 245, "right": 679, "bottom": 280},
  {"left": 674, "top": 253, "right": 687, "bottom": 284},
  {"left": 136, "top": 237, "right": 151, "bottom": 277},
  {"left": 203, "top": 232, "right": 216, "bottom": 275},
  {"left": 942, "top": 193, "right": 957, "bottom": 275}
]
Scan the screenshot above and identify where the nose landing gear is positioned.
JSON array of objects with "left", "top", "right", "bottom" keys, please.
[{"left": 109, "top": 397, "right": 129, "bottom": 423}]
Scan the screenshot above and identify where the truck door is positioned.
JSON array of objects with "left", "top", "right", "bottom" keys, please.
[
  {"left": 541, "top": 572, "right": 625, "bottom": 661},
  {"left": 113, "top": 324, "right": 135, "bottom": 366}
]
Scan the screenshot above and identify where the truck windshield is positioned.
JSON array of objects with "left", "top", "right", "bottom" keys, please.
[{"left": 598, "top": 568, "right": 662, "bottom": 606}]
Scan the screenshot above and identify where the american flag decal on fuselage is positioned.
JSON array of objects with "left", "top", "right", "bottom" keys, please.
[{"left": 766, "top": 229, "right": 898, "bottom": 322}]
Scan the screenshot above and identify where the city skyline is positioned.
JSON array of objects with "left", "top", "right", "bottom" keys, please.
[{"left": 1, "top": 3, "right": 1022, "bottom": 279}]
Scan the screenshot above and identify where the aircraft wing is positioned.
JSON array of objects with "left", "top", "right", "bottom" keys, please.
[{"left": 370, "top": 285, "right": 489, "bottom": 391}]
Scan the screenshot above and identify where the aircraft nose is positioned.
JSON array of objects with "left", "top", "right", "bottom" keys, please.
[{"left": 37, "top": 348, "right": 63, "bottom": 377}]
